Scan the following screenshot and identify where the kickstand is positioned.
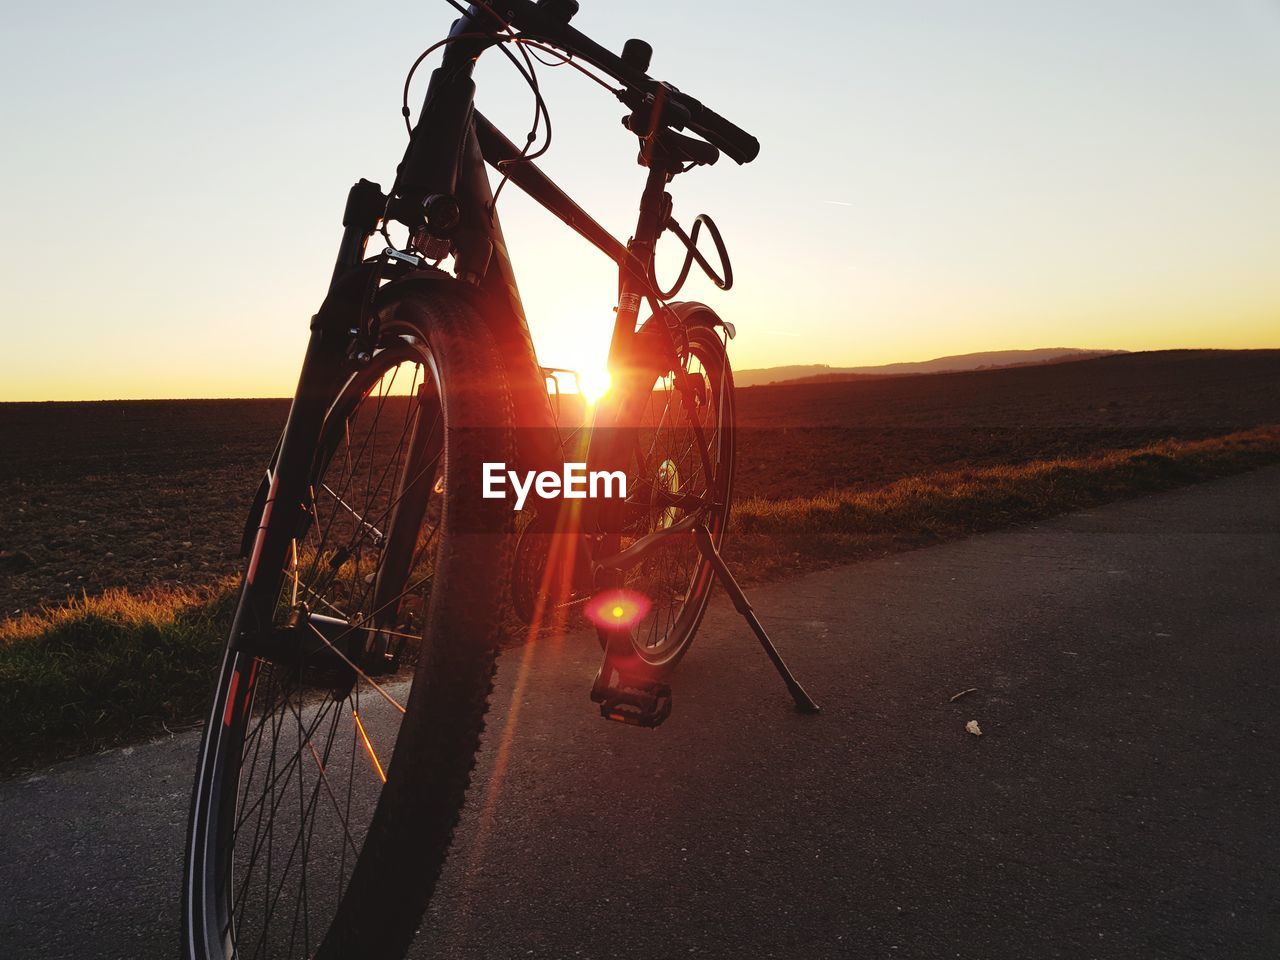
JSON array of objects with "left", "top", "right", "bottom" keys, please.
[{"left": 693, "top": 525, "right": 821, "bottom": 714}]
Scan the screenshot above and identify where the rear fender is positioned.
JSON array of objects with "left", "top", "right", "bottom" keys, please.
[
  {"left": 655, "top": 300, "right": 736, "bottom": 340},
  {"left": 620, "top": 300, "right": 734, "bottom": 390}
]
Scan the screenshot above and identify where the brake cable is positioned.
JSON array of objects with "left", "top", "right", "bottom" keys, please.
[
  {"left": 401, "top": 12, "right": 618, "bottom": 218},
  {"left": 404, "top": 1, "right": 730, "bottom": 314}
]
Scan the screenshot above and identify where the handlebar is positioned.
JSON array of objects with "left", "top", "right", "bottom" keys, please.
[
  {"left": 665, "top": 90, "right": 760, "bottom": 166},
  {"left": 482, "top": 0, "right": 760, "bottom": 164}
]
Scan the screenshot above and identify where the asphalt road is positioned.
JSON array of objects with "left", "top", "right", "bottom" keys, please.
[{"left": 2, "top": 467, "right": 1278, "bottom": 959}]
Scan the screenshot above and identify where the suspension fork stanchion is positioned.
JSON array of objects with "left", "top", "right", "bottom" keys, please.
[
  {"left": 229, "top": 179, "right": 382, "bottom": 658},
  {"left": 231, "top": 326, "right": 353, "bottom": 657}
]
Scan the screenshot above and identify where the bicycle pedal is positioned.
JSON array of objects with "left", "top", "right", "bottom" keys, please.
[{"left": 598, "top": 677, "right": 672, "bottom": 728}]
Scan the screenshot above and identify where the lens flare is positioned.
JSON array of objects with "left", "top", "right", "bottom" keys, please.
[
  {"left": 578, "top": 368, "right": 612, "bottom": 406},
  {"left": 585, "top": 588, "right": 651, "bottom": 631}
]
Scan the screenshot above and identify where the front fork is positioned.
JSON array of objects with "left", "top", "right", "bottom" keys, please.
[
  {"left": 230, "top": 324, "right": 352, "bottom": 655},
  {"left": 229, "top": 181, "right": 383, "bottom": 654}
]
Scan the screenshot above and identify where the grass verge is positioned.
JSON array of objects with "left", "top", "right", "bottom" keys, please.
[
  {"left": 0, "top": 582, "right": 237, "bottom": 776},
  {"left": 726, "top": 425, "right": 1280, "bottom": 581},
  {"left": 2, "top": 425, "right": 1278, "bottom": 777}
]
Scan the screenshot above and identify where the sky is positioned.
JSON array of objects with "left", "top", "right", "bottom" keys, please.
[{"left": 1, "top": 0, "right": 1277, "bottom": 401}]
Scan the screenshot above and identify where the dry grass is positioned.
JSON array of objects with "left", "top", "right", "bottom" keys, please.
[
  {"left": 0, "top": 581, "right": 237, "bottom": 776},
  {"left": 725, "top": 426, "right": 1280, "bottom": 581},
  {"left": 3, "top": 425, "right": 1278, "bottom": 776}
]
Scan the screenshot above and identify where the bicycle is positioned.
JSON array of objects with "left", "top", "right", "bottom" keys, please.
[{"left": 183, "top": 3, "right": 814, "bottom": 957}]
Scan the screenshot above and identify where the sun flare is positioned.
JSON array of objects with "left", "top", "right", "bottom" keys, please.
[{"left": 577, "top": 368, "right": 612, "bottom": 406}]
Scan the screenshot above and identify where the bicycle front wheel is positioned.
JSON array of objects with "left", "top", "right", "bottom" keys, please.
[{"left": 183, "top": 290, "right": 514, "bottom": 960}]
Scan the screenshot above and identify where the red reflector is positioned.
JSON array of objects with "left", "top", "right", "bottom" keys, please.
[{"left": 584, "top": 589, "right": 651, "bottom": 631}]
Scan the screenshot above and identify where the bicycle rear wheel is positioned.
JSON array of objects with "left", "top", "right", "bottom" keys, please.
[
  {"left": 609, "top": 318, "right": 735, "bottom": 671},
  {"left": 183, "top": 291, "right": 514, "bottom": 960}
]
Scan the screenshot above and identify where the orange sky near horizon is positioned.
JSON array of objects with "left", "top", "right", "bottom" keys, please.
[{"left": 2, "top": 1, "right": 1278, "bottom": 402}]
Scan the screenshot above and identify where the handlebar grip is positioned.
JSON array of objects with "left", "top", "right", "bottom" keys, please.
[
  {"left": 490, "top": 0, "right": 761, "bottom": 163},
  {"left": 673, "top": 92, "right": 760, "bottom": 165}
]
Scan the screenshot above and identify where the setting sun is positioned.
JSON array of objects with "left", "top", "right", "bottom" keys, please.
[
  {"left": 544, "top": 364, "right": 612, "bottom": 409},
  {"left": 3, "top": 4, "right": 1279, "bottom": 958},
  {"left": 577, "top": 368, "right": 612, "bottom": 406}
]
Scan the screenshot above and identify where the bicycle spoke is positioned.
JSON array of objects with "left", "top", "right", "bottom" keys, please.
[
  {"left": 304, "top": 622, "right": 407, "bottom": 715},
  {"left": 319, "top": 484, "right": 387, "bottom": 546},
  {"left": 621, "top": 341, "right": 729, "bottom": 655},
  {"left": 351, "top": 707, "right": 387, "bottom": 783},
  {"left": 201, "top": 330, "right": 508, "bottom": 957},
  {"left": 306, "top": 740, "right": 363, "bottom": 861}
]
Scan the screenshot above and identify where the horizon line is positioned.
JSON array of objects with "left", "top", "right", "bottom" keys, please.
[{"left": 6, "top": 345, "right": 1280, "bottom": 405}]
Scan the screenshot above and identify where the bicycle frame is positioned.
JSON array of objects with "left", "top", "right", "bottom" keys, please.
[
  {"left": 362, "top": 15, "right": 692, "bottom": 513},
  {"left": 236, "top": 5, "right": 724, "bottom": 667},
  {"left": 185, "top": 14, "right": 814, "bottom": 955},
  {"left": 402, "top": 46, "right": 681, "bottom": 414}
]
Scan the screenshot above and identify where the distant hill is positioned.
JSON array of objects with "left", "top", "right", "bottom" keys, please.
[{"left": 735, "top": 348, "right": 1123, "bottom": 388}]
